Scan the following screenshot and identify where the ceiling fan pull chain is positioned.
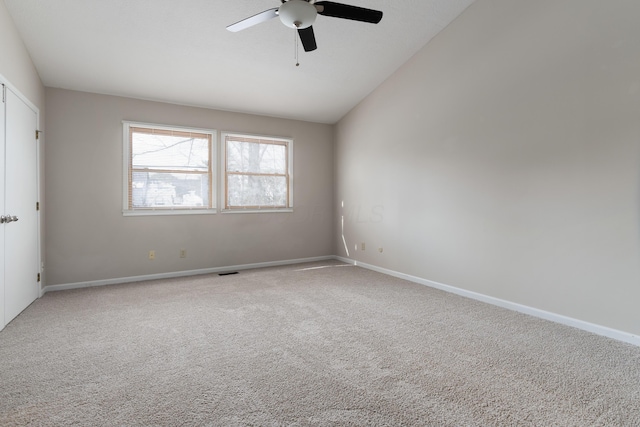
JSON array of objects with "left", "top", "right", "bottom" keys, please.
[{"left": 295, "top": 30, "right": 300, "bottom": 67}]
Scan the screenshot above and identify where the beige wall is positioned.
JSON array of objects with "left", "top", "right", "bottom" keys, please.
[
  {"left": 7, "top": 0, "right": 640, "bottom": 337},
  {"left": 45, "top": 89, "right": 334, "bottom": 285},
  {"left": 335, "top": 0, "right": 640, "bottom": 335}
]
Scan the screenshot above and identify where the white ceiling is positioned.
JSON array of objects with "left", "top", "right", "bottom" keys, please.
[{"left": 4, "top": 0, "right": 475, "bottom": 124}]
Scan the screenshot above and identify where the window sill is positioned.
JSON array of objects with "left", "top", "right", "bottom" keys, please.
[
  {"left": 123, "top": 209, "right": 217, "bottom": 217},
  {"left": 221, "top": 208, "right": 293, "bottom": 214}
]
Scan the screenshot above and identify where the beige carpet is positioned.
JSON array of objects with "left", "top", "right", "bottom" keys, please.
[{"left": 1, "top": 261, "right": 639, "bottom": 426}]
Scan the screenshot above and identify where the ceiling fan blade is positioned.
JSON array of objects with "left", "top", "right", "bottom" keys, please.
[
  {"left": 314, "top": 1, "right": 383, "bottom": 24},
  {"left": 226, "top": 8, "right": 279, "bottom": 32},
  {"left": 298, "top": 26, "right": 317, "bottom": 52}
]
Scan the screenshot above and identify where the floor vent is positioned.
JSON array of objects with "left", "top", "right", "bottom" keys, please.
[{"left": 218, "top": 271, "right": 239, "bottom": 276}]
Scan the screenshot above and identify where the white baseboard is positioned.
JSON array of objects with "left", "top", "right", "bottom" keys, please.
[
  {"left": 40, "top": 256, "right": 334, "bottom": 295},
  {"left": 336, "top": 256, "right": 640, "bottom": 348},
  {"left": 40, "top": 254, "right": 639, "bottom": 347}
]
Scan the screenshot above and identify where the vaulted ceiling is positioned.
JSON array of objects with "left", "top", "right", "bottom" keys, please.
[{"left": 5, "top": 0, "right": 475, "bottom": 123}]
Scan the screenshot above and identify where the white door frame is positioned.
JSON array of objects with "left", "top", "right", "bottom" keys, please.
[{"left": 0, "top": 82, "right": 5, "bottom": 332}]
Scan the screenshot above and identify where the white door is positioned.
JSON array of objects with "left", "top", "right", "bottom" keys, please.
[{"left": 3, "top": 86, "right": 39, "bottom": 325}]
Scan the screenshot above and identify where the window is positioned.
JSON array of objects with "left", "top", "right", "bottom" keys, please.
[
  {"left": 123, "top": 122, "right": 216, "bottom": 215},
  {"left": 222, "top": 133, "right": 292, "bottom": 211}
]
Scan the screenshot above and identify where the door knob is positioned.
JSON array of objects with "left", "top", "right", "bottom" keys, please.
[{"left": 1, "top": 215, "right": 18, "bottom": 223}]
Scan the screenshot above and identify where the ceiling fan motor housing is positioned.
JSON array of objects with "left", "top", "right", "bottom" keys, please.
[{"left": 279, "top": 0, "right": 317, "bottom": 29}]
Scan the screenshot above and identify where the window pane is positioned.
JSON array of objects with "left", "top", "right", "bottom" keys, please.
[
  {"left": 132, "top": 131, "right": 209, "bottom": 172},
  {"left": 227, "top": 140, "right": 286, "bottom": 174},
  {"left": 227, "top": 175, "right": 287, "bottom": 207},
  {"left": 131, "top": 172, "right": 209, "bottom": 208}
]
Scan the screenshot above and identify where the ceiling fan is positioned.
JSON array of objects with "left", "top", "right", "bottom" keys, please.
[{"left": 226, "top": 0, "right": 383, "bottom": 52}]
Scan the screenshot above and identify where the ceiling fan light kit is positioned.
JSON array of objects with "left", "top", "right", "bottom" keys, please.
[
  {"left": 227, "top": 0, "right": 383, "bottom": 53},
  {"left": 279, "top": 0, "right": 317, "bottom": 29}
]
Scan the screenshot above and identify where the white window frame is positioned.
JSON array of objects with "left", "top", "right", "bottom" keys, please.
[
  {"left": 221, "top": 132, "right": 293, "bottom": 213},
  {"left": 122, "top": 121, "right": 217, "bottom": 216}
]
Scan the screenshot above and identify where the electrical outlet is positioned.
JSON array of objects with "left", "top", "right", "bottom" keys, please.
[
  {"left": 180, "top": 249, "right": 186, "bottom": 258},
  {"left": 378, "top": 247, "right": 383, "bottom": 253},
  {"left": 361, "top": 242, "right": 366, "bottom": 251},
  {"left": 148, "top": 250, "right": 155, "bottom": 260}
]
